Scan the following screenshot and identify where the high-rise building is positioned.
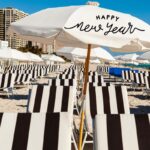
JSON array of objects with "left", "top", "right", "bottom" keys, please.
[{"left": 0, "top": 7, "right": 28, "bottom": 49}]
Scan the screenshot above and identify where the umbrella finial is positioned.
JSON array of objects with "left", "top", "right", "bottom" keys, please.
[{"left": 86, "top": 1, "right": 100, "bottom": 6}]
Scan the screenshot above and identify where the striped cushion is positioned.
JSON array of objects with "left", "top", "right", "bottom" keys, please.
[
  {"left": 28, "top": 85, "right": 75, "bottom": 114},
  {"left": 94, "top": 114, "right": 150, "bottom": 150},
  {"left": 0, "top": 113, "right": 71, "bottom": 150},
  {"left": 0, "top": 73, "right": 15, "bottom": 89},
  {"left": 145, "top": 76, "right": 150, "bottom": 89},
  {"left": 14, "top": 73, "right": 32, "bottom": 84},
  {"left": 57, "top": 74, "right": 76, "bottom": 79},
  {"left": 85, "top": 85, "right": 130, "bottom": 133},
  {"left": 122, "top": 70, "right": 135, "bottom": 82},
  {"left": 89, "top": 82, "right": 111, "bottom": 86},
  {"left": 48, "top": 79, "right": 76, "bottom": 86},
  {"left": 131, "top": 73, "right": 146, "bottom": 85},
  {"left": 97, "top": 66, "right": 109, "bottom": 73},
  {"left": 88, "top": 75, "right": 104, "bottom": 83}
]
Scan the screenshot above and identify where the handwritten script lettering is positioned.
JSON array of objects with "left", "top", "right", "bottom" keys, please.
[
  {"left": 64, "top": 22, "right": 145, "bottom": 35},
  {"left": 64, "top": 22, "right": 103, "bottom": 32}
]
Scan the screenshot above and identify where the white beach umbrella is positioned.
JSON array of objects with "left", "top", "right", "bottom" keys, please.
[
  {"left": 73, "top": 57, "right": 100, "bottom": 64},
  {"left": 136, "top": 59, "right": 149, "bottom": 64},
  {"left": 8, "top": 5, "right": 150, "bottom": 50},
  {"left": 114, "top": 55, "right": 123, "bottom": 60},
  {"left": 0, "top": 47, "right": 29, "bottom": 61},
  {"left": 57, "top": 47, "right": 115, "bottom": 61},
  {"left": 116, "top": 53, "right": 139, "bottom": 61},
  {"left": 91, "top": 59, "right": 100, "bottom": 64},
  {"left": 24, "top": 52, "right": 43, "bottom": 62},
  {"left": 138, "top": 51, "right": 150, "bottom": 60},
  {"left": 42, "top": 54, "right": 65, "bottom": 62}
]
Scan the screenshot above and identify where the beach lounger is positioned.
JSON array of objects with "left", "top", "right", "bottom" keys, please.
[
  {"left": 0, "top": 112, "right": 71, "bottom": 150},
  {"left": 122, "top": 70, "right": 135, "bottom": 82},
  {"left": 97, "top": 66, "right": 109, "bottom": 74},
  {"left": 28, "top": 83, "right": 78, "bottom": 149},
  {"left": 85, "top": 84, "right": 130, "bottom": 132},
  {"left": 132, "top": 72, "right": 146, "bottom": 85},
  {"left": 78, "top": 84, "right": 130, "bottom": 149},
  {"left": 14, "top": 73, "right": 32, "bottom": 85},
  {"left": 57, "top": 73, "right": 76, "bottom": 79},
  {"left": 88, "top": 75, "right": 104, "bottom": 83},
  {"left": 57, "top": 69, "right": 76, "bottom": 79},
  {"left": 48, "top": 79, "right": 76, "bottom": 86},
  {"left": 0, "top": 73, "right": 15, "bottom": 97},
  {"left": 28, "top": 85, "right": 75, "bottom": 114},
  {"left": 143, "top": 76, "right": 150, "bottom": 96},
  {"left": 94, "top": 114, "right": 150, "bottom": 150}
]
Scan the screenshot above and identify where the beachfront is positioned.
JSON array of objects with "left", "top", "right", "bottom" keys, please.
[
  {"left": 0, "top": 62, "right": 150, "bottom": 150},
  {"left": 0, "top": 1, "right": 150, "bottom": 150}
]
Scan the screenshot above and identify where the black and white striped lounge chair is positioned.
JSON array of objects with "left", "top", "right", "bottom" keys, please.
[
  {"left": 0, "top": 73, "right": 15, "bottom": 96},
  {"left": 88, "top": 75, "right": 104, "bottom": 83},
  {"left": 122, "top": 70, "right": 135, "bottom": 83},
  {"left": 48, "top": 79, "right": 76, "bottom": 86},
  {"left": 143, "top": 76, "right": 150, "bottom": 96},
  {"left": 0, "top": 113, "right": 71, "bottom": 150},
  {"left": 78, "top": 84, "right": 130, "bottom": 149},
  {"left": 57, "top": 68, "right": 76, "bottom": 79},
  {"left": 85, "top": 84, "right": 130, "bottom": 133},
  {"left": 132, "top": 72, "right": 146, "bottom": 85},
  {"left": 14, "top": 73, "right": 32, "bottom": 85},
  {"left": 94, "top": 114, "right": 150, "bottom": 150},
  {"left": 97, "top": 66, "right": 109, "bottom": 74},
  {"left": 28, "top": 85, "right": 75, "bottom": 114},
  {"left": 145, "top": 76, "right": 150, "bottom": 89}
]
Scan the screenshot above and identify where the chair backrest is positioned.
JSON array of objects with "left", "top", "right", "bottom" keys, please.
[
  {"left": 145, "top": 76, "right": 150, "bottom": 89},
  {"left": 85, "top": 84, "right": 130, "bottom": 133},
  {"left": 48, "top": 79, "right": 76, "bottom": 86},
  {"left": 94, "top": 114, "right": 150, "bottom": 150},
  {"left": 131, "top": 72, "right": 146, "bottom": 85},
  {"left": 0, "top": 113, "right": 71, "bottom": 150},
  {"left": 97, "top": 66, "right": 109, "bottom": 73},
  {"left": 86, "top": 85, "right": 130, "bottom": 117},
  {"left": 48, "top": 64, "right": 60, "bottom": 72},
  {"left": 28, "top": 85, "right": 75, "bottom": 114},
  {"left": 122, "top": 70, "right": 136, "bottom": 82},
  {"left": 57, "top": 68, "right": 76, "bottom": 79},
  {"left": 57, "top": 73, "right": 75, "bottom": 79},
  {"left": 88, "top": 75, "right": 104, "bottom": 83},
  {"left": 0, "top": 73, "right": 15, "bottom": 89},
  {"left": 14, "top": 73, "right": 32, "bottom": 85}
]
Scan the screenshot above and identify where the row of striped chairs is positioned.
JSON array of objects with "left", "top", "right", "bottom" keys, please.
[
  {"left": 0, "top": 64, "right": 61, "bottom": 96},
  {"left": 0, "top": 64, "right": 149, "bottom": 150},
  {"left": 122, "top": 70, "right": 150, "bottom": 95},
  {"left": 0, "top": 113, "right": 149, "bottom": 150}
]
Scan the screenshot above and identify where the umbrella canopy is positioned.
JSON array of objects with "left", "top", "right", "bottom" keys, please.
[
  {"left": 42, "top": 54, "right": 65, "bottom": 62},
  {"left": 24, "top": 52, "right": 43, "bottom": 62},
  {"left": 57, "top": 47, "right": 115, "bottom": 61},
  {"left": 138, "top": 51, "right": 150, "bottom": 60},
  {"left": 115, "top": 53, "right": 139, "bottom": 61},
  {"left": 0, "top": 47, "right": 29, "bottom": 61},
  {"left": 73, "top": 57, "right": 100, "bottom": 64},
  {"left": 8, "top": 5, "right": 150, "bottom": 50}
]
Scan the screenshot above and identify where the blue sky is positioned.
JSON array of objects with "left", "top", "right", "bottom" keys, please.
[{"left": 0, "top": 0, "right": 150, "bottom": 55}]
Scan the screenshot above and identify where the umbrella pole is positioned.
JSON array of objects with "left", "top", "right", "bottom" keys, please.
[{"left": 78, "top": 44, "right": 91, "bottom": 150}]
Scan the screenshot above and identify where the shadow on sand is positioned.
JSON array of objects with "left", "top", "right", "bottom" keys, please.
[{"left": 131, "top": 105, "right": 150, "bottom": 114}]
